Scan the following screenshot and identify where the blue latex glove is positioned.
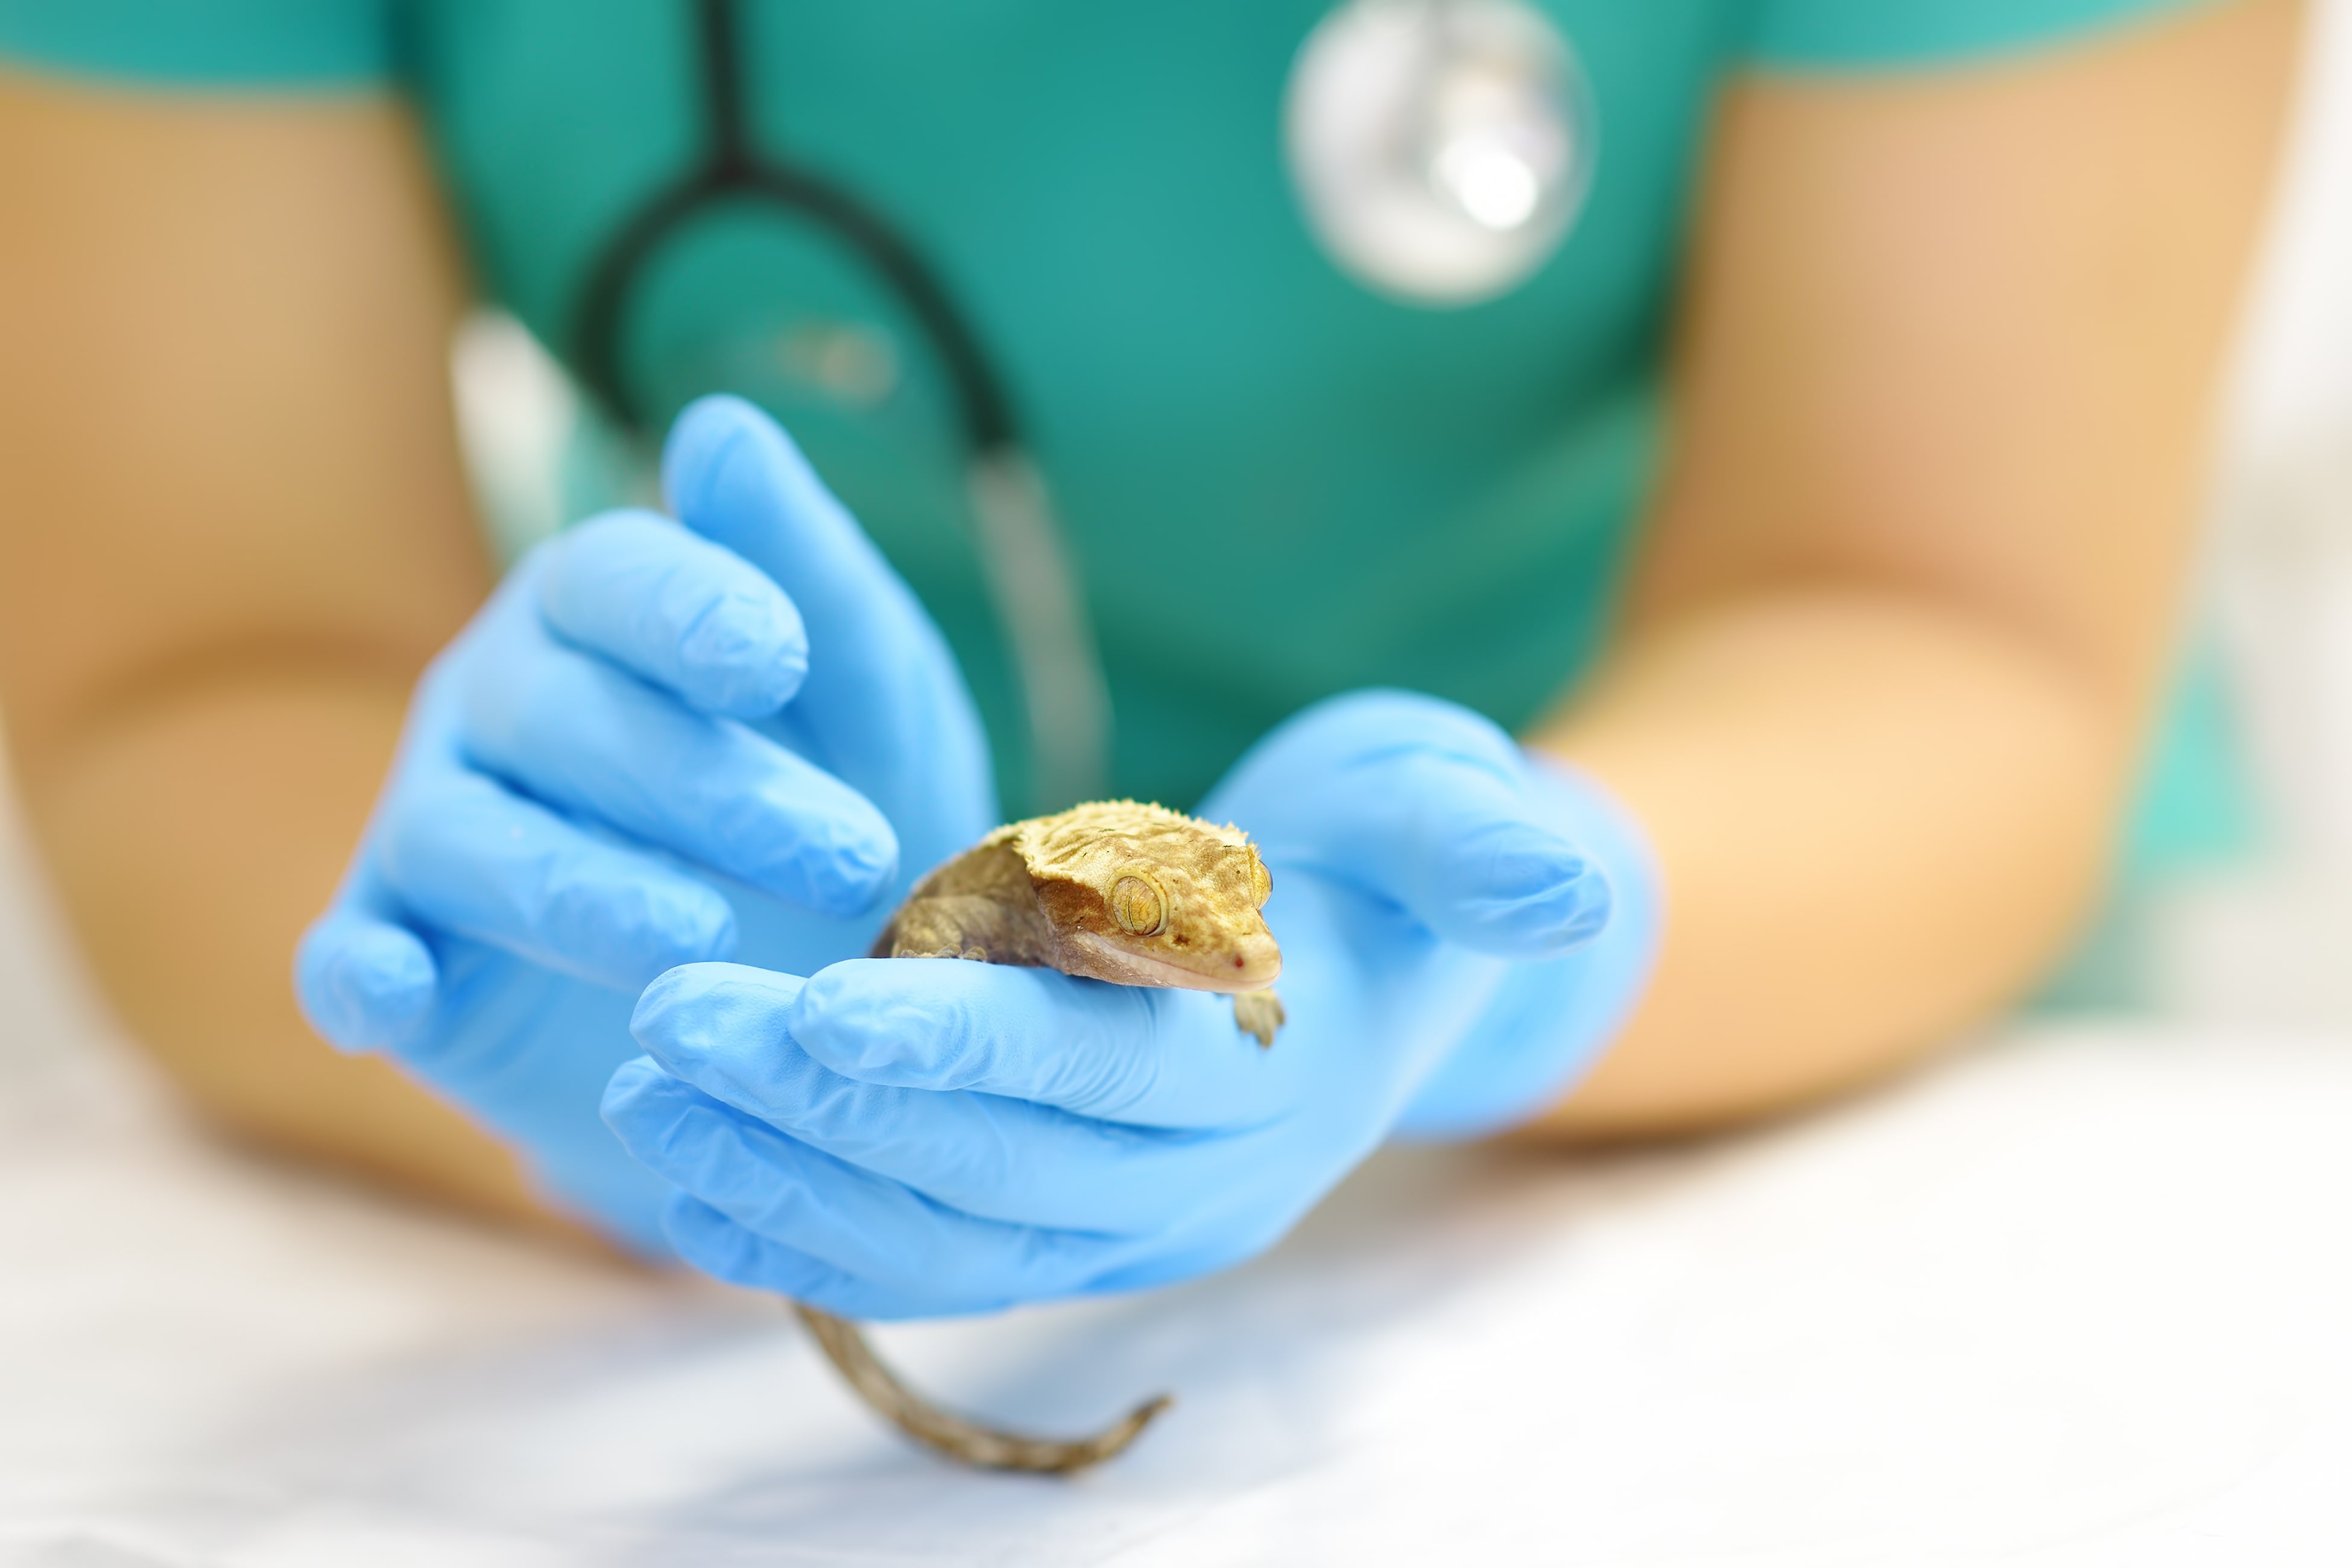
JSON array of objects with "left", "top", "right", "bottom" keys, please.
[
  {"left": 602, "top": 690, "right": 1659, "bottom": 1315},
  {"left": 294, "top": 397, "right": 994, "bottom": 1253}
]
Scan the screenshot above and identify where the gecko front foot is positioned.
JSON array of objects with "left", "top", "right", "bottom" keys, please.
[{"left": 1231, "top": 988, "right": 1284, "bottom": 1048}]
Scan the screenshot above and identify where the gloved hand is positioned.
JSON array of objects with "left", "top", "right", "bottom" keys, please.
[
  {"left": 295, "top": 397, "right": 994, "bottom": 1254},
  {"left": 602, "top": 689, "right": 1659, "bottom": 1315}
]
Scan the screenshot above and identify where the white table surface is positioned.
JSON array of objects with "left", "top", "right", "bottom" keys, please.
[
  {"left": 7, "top": 1005, "right": 2352, "bottom": 1567},
  {"left": 5, "top": 789, "right": 2352, "bottom": 1567}
]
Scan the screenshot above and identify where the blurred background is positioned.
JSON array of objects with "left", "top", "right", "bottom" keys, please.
[{"left": 2090, "top": 0, "right": 2352, "bottom": 1023}]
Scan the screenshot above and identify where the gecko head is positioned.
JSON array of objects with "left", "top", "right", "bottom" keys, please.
[{"left": 1017, "top": 801, "right": 1282, "bottom": 994}]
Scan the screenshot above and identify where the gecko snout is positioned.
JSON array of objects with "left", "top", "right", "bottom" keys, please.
[{"left": 1218, "top": 929, "right": 1283, "bottom": 993}]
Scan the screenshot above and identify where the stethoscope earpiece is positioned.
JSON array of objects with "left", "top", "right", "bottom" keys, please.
[{"left": 1286, "top": 0, "right": 1594, "bottom": 306}]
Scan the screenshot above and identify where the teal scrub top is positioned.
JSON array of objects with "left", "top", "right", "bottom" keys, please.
[{"left": 0, "top": 0, "right": 2223, "bottom": 834}]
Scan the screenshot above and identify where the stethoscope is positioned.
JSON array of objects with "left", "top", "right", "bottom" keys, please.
[{"left": 572, "top": 0, "right": 1592, "bottom": 809}]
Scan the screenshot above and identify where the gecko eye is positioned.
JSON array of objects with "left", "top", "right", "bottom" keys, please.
[
  {"left": 1247, "top": 850, "right": 1272, "bottom": 909},
  {"left": 1110, "top": 874, "right": 1167, "bottom": 937}
]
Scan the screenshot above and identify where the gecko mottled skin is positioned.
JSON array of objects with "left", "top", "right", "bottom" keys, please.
[
  {"left": 875, "top": 800, "right": 1285, "bottom": 1043},
  {"left": 795, "top": 801, "right": 1285, "bottom": 1473}
]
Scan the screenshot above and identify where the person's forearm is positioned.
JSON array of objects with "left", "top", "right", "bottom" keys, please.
[
  {"left": 10, "top": 669, "right": 556, "bottom": 1228},
  {"left": 1524, "top": 0, "right": 2299, "bottom": 1138},
  {"left": 0, "top": 77, "right": 566, "bottom": 1229},
  {"left": 1531, "top": 587, "right": 2126, "bottom": 1137}
]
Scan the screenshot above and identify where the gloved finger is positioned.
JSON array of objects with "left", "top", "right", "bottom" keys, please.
[
  {"left": 627, "top": 964, "right": 1285, "bottom": 1231},
  {"left": 661, "top": 397, "right": 991, "bottom": 821},
  {"left": 377, "top": 770, "right": 736, "bottom": 990},
  {"left": 1335, "top": 750, "right": 1609, "bottom": 960},
  {"left": 294, "top": 907, "right": 437, "bottom": 1051},
  {"left": 603, "top": 1060, "right": 1134, "bottom": 1303},
  {"left": 784, "top": 958, "right": 1301, "bottom": 1127},
  {"left": 1212, "top": 690, "right": 1610, "bottom": 961},
  {"left": 461, "top": 607, "right": 897, "bottom": 915},
  {"left": 538, "top": 510, "right": 808, "bottom": 720},
  {"left": 662, "top": 1196, "right": 1002, "bottom": 1320}
]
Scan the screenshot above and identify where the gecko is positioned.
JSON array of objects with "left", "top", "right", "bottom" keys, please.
[{"left": 792, "top": 800, "right": 1285, "bottom": 1475}]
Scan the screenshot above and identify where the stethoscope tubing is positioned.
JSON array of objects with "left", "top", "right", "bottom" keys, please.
[
  {"left": 568, "top": 0, "right": 1110, "bottom": 808},
  {"left": 572, "top": 0, "right": 1014, "bottom": 458}
]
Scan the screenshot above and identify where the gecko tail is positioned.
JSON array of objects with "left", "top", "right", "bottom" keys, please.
[{"left": 792, "top": 1303, "right": 1172, "bottom": 1475}]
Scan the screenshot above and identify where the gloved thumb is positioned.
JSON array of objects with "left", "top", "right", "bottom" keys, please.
[
  {"left": 295, "top": 909, "right": 437, "bottom": 1051},
  {"left": 1209, "top": 691, "right": 1614, "bottom": 962},
  {"left": 1345, "top": 751, "right": 1612, "bottom": 960}
]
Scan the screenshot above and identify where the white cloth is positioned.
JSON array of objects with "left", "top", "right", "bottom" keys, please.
[{"left": 6, "top": 1007, "right": 2352, "bottom": 1565}]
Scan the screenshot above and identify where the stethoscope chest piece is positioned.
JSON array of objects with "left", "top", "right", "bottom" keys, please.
[{"left": 1285, "top": 0, "right": 1594, "bottom": 306}]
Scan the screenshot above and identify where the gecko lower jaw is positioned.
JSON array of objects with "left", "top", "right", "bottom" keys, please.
[{"left": 1063, "top": 931, "right": 1282, "bottom": 993}]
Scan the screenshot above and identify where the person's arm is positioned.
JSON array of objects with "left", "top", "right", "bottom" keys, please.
[
  {"left": 1537, "top": 0, "right": 2300, "bottom": 1136},
  {"left": 0, "top": 72, "right": 546, "bottom": 1222}
]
